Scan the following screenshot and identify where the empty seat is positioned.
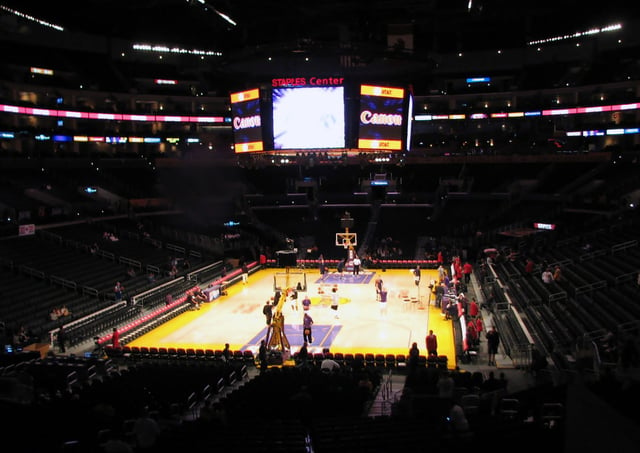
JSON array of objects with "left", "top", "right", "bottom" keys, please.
[
  {"left": 364, "top": 353, "right": 375, "bottom": 367},
  {"left": 540, "top": 402, "right": 564, "bottom": 428},
  {"left": 344, "top": 353, "right": 355, "bottom": 368},
  {"left": 460, "top": 393, "right": 481, "bottom": 418},
  {"left": 437, "top": 355, "right": 448, "bottom": 369},
  {"left": 498, "top": 398, "right": 520, "bottom": 421},
  {"left": 243, "top": 350, "right": 255, "bottom": 364},
  {"left": 385, "top": 354, "right": 396, "bottom": 370}
]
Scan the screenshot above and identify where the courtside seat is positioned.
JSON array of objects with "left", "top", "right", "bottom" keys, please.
[
  {"left": 129, "top": 346, "right": 140, "bottom": 360},
  {"left": 104, "top": 345, "right": 119, "bottom": 358},
  {"left": 437, "top": 355, "right": 448, "bottom": 369},
  {"left": 158, "top": 347, "right": 168, "bottom": 360},
  {"left": 344, "top": 353, "right": 355, "bottom": 368},
  {"left": 498, "top": 398, "right": 521, "bottom": 421},
  {"left": 243, "top": 350, "right": 255, "bottom": 364},
  {"left": 385, "top": 354, "right": 396, "bottom": 370},
  {"left": 364, "top": 353, "right": 375, "bottom": 368}
]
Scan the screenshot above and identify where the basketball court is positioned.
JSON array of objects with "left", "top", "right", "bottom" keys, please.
[{"left": 128, "top": 266, "right": 458, "bottom": 367}]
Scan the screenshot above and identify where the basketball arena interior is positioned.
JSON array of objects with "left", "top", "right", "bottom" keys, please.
[{"left": 1, "top": 2, "right": 640, "bottom": 452}]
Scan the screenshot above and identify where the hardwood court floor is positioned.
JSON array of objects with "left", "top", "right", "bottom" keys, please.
[{"left": 129, "top": 267, "right": 457, "bottom": 367}]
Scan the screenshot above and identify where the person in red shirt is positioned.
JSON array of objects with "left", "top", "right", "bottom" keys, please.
[
  {"left": 468, "top": 298, "right": 479, "bottom": 318},
  {"left": 426, "top": 330, "right": 438, "bottom": 356},
  {"left": 466, "top": 320, "right": 478, "bottom": 347},
  {"left": 524, "top": 258, "right": 535, "bottom": 274},
  {"left": 111, "top": 327, "right": 120, "bottom": 348},
  {"left": 475, "top": 316, "right": 484, "bottom": 338},
  {"left": 462, "top": 261, "right": 473, "bottom": 284}
]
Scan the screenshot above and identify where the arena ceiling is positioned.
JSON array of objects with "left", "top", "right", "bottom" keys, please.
[
  {"left": 1, "top": 1, "right": 638, "bottom": 86},
  {"left": 2, "top": 0, "right": 637, "bottom": 54}
]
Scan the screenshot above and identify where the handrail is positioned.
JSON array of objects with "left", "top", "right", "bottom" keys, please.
[
  {"left": 49, "top": 300, "right": 127, "bottom": 346},
  {"left": 131, "top": 276, "right": 185, "bottom": 306}
]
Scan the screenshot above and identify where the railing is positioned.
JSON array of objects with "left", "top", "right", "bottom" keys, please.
[
  {"left": 131, "top": 276, "right": 186, "bottom": 308},
  {"left": 118, "top": 255, "right": 142, "bottom": 270},
  {"left": 166, "top": 242, "right": 186, "bottom": 255},
  {"left": 18, "top": 265, "right": 45, "bottom": 279},
  {"left": 49, "top": 300, "right": 128, "bottom": 347},
  {"left": 50, "top": 275, "right": 77, "bottom": 290},
  {"left": 185, "top": 260, "right": 224, "bottom": 284}
]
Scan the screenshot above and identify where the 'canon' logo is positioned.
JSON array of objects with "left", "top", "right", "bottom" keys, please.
[
  {"left": 233, "top": 115, "right": 261, "bottom": 130},
  {"left": 360, "top": 110, "right": 402, "bottom": 126}
]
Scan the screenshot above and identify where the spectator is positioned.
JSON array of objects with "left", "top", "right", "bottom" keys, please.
[
  {"left": 426, "top": 330, "right": 438, "bottom": 356},
  {"left": 524, "top": 258, "right": 535, "bottom": 274},
  {"left": 462, "top": 261, "right": 473, "bottom": 285},
  {"left": 553, "top": 265, "right": 562, "bottom": 282},
  {"left": 114, "top": 281, "right": 124, "bottom": 301},
  {"left": 132, "top": 406, "right": 161, "bottom": 451},
  {"left": 408, "top": 342, "right": 420, "bottom": 372},
  {"left": 486, "top": 326, "right": 500, "bottom": 366},
  {"left": 111, "top": 327, "right": 120, "bottom": 348},
  {"left": 258, "top": 340, "right": 268, "bottom": 373},
  {"left": 56, "top": 326, "right": 67, "bottom": 353},
  {"left": 320, "top": 353, "right": 341, "bottom": 373}
]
